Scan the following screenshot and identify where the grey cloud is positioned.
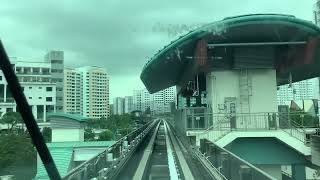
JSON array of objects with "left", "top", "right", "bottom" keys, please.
[{"left": 0, "top": 0, "right": 315, "bottom": 97}]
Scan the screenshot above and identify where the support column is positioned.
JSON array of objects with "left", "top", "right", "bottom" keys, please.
[
  {"left": 43, "top": 105, "right": 46, "bottom": 122},
  {"left": 292, "top": 164, "right": 306, "bottom": 180},
  {"left": 4, "top": 84, "right": 7, "bottom": 102}
]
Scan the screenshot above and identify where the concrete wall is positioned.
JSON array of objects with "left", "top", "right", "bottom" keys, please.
[
  {"left": 52, "top": 128, "right": 84, "bottom": 142},
  {"left": 206, "top": 69, "right": 278, "bottom": 129},
  {"left": 250, "top": 69, "right": 278, "bottom": 113},
  {"left": 257, "top": 165, "right": 282, "bottom": 180},
  {"left": 206, "top": 69, "right": 277, "bottom": 113}
]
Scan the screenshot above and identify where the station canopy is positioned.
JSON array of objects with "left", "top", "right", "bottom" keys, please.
[{"left": 140, "top": 14, "right": 320, "bottom": 94}]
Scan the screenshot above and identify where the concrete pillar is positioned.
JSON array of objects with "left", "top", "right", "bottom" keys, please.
[{"left": 292, "top": 164, "right": 306, "bottom": 180}]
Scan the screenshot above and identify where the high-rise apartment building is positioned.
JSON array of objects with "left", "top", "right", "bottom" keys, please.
[
  {"left": 63, "top": 68, "right": 82, "bottom": 114},
  {"left": 112, "top": 96, "right": 133, "bottom": 115},
  {"left": 277, "top": 78, "right": 319, "bottom": 105},
  {"left": 113, "top": 97, "right": 124, "bottom": 115},
  {"left": 132, "top": 86, "right": 176, "bottom": 114},
  {"left": 124, "top": 96, "right": 133, "bottom": 113},
  {"left": 133, "top": 89, "right": 143, "bottom": 111},
  {"left": 63, "top": 66, "right": 110, "bottom": 118},
  {"left": 44, "top": 51, "right": 64, "bottom": 112}
]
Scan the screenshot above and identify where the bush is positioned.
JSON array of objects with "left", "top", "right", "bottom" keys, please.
[{"left": 98, "top": 129, "right": 113, "bottom": 141}]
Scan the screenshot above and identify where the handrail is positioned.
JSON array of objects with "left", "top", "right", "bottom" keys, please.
[
  {"left": 199, "top": 139, "right": 277, "bottom": 180},
  {"left": 176, "top": 108, "right": 312, "bottom": 144},
  {"left": 62, "top": 120, "right": 158, "bottom": 179}
]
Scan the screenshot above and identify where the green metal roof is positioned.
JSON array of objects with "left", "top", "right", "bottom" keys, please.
[
  {"left": 141, "top": 14, "right": 320, "bottom": 93},
  {"left": 47, "top": 113, "right": 88, "bottom": 122},
  {"left": 35, "top": 148, "right": 73, "bottom": 180},
  {"left": 35, "top": 141, "right": 115, "bottom": 179}
]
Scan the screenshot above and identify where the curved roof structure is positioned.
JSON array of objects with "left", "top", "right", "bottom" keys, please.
[{"left": 141, "top": 14, "right": 320, "bottom": 94}]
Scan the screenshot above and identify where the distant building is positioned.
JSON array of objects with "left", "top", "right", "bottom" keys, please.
[
  {"left": 124, "top": 96, "right": 133, "bottom": 113},
  {"left": 113, "top": 96, "right": 133, "bottom": 115},
  {"left": 44, "top": 51, "right": 64, "bottom": 112},
  {"left": 109, "top": 104, "right": 114, "bottom": 115},
  {"left": 113, "top": 97, "right": 124, "bottom": 115},
  {"left": 63, "top": 66, "right": 110, "bottom": 118},
  {"left": 277, "top": 78, "right": 319, "bottom": 105},
  {"left": 133, "top": 87, "right": 176, "bottom": 114}
]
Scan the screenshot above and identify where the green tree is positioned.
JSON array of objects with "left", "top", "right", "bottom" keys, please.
[
  {"left": 98, "top": 129, "right": 113, "bottom": 141},
  {"left": 84, "top": 128, "right": 95, "bottom": 141},
  {"left": 0, "top": 112, "right": 23, "bottom": 132},
  {"left": 0, "top": 133, "right": 36, "bottom": 179},
  {"left": 42, "top": 127, "right": 52, "bottom": 143}
]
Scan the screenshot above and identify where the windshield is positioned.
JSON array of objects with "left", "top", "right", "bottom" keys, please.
[{"left": 0, "top": 1, "right": 320, "bottom": 180}]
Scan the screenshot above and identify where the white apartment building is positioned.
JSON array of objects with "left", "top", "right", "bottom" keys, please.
[
  {"left": 277, "top": 78, "right": 319, "bottom": 105},
  {"left": 113, "top": 97, "right": 124, "bottom": 115},
  {"left": 124, "top": 96, "right": 133, "bottom": 113},
  {"left": 133, "top": 86, "right": 176, "bottom": 114},
  {"left": 63, "top": 68, "right": 82, "bottom": 114},
  {"left": 63, "top": 66, "right": 110, "bottom": 118},
  {"left": 112, "top": 96, "right": 133, "bottom": 115},
  {"left": 0, "top": 60, "right": 57, "bottom": 122},
  {"left": 133, "top": 89, "right": 143, "bottom": 111}
]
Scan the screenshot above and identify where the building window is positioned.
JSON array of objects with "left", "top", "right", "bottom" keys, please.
[
  {"left": 39, "top": 97, "right": 42, "bottom": 99},
  {"left": 29, "top": 97, "right": 32, "bottom": 99},
  {"left": 39, "top": 87, "right": 42, "bottom": 89},
  {"left": 46, "top": 87, "right": 53, "bottom": 91},
  {"left": 46, "top": 97, "right": 52, "bottom": 102},
  {"left": 29, "top": 87, "right": 32, "bottom": 89}
]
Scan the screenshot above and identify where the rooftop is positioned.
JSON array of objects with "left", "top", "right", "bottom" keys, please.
[
  {"left": 47, "top": 113, "right": 88, "bottom": 123},
  {"left": 35, "top": 141, "right": 115, "bottom": 180}
]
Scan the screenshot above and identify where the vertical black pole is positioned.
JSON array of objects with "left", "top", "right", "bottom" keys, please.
[{"left": 0, "top": 41, "right": 61, "bottom": 180}]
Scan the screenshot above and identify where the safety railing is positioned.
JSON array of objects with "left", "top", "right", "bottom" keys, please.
[
  {"left": 174, "top": 107, "right": 317, "bottom": 144},
  {"left": 281, "top": 119, "right": 307, "bottom": 143},
  {"left": 198, "top": 139, "right": 276, "bottom": 180},
  {"left": 62, "top": 120, "right": 159, "bottom": 180}
]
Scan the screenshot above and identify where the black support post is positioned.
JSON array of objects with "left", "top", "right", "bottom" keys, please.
[{"left": 0, "top": 41, "right": 61, "bottom": 180}]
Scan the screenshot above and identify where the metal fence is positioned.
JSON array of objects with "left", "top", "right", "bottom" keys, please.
[
  {"left": 174, "top": 107, "right": 317, "bottom": 144},
  {"left": 198, "top": 139, "right": 276, "bottom": 180},
  {"left": 62, "top": 120, "right": 158, "bottom": 180}
]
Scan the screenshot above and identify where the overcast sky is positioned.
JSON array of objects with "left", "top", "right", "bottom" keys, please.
[{"left": 0, "top": 0, "right": 316, "bottom": 99}]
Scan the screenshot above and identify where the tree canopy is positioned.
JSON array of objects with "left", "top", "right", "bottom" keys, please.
[
  {"left": 98, "top": 129, "right": 113, "bottom": 141},
  {"left": 0, "top": 133, "right": 36, "bottom": 179},
  {"left": 84, "top": 128, "right": 95, "bottom": 141},
  {"left": 85, "top": 114, "right": 135, "bottom": 141},
  {"left": 0, "top": 112, "right": 23, "bottom": 132}
]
